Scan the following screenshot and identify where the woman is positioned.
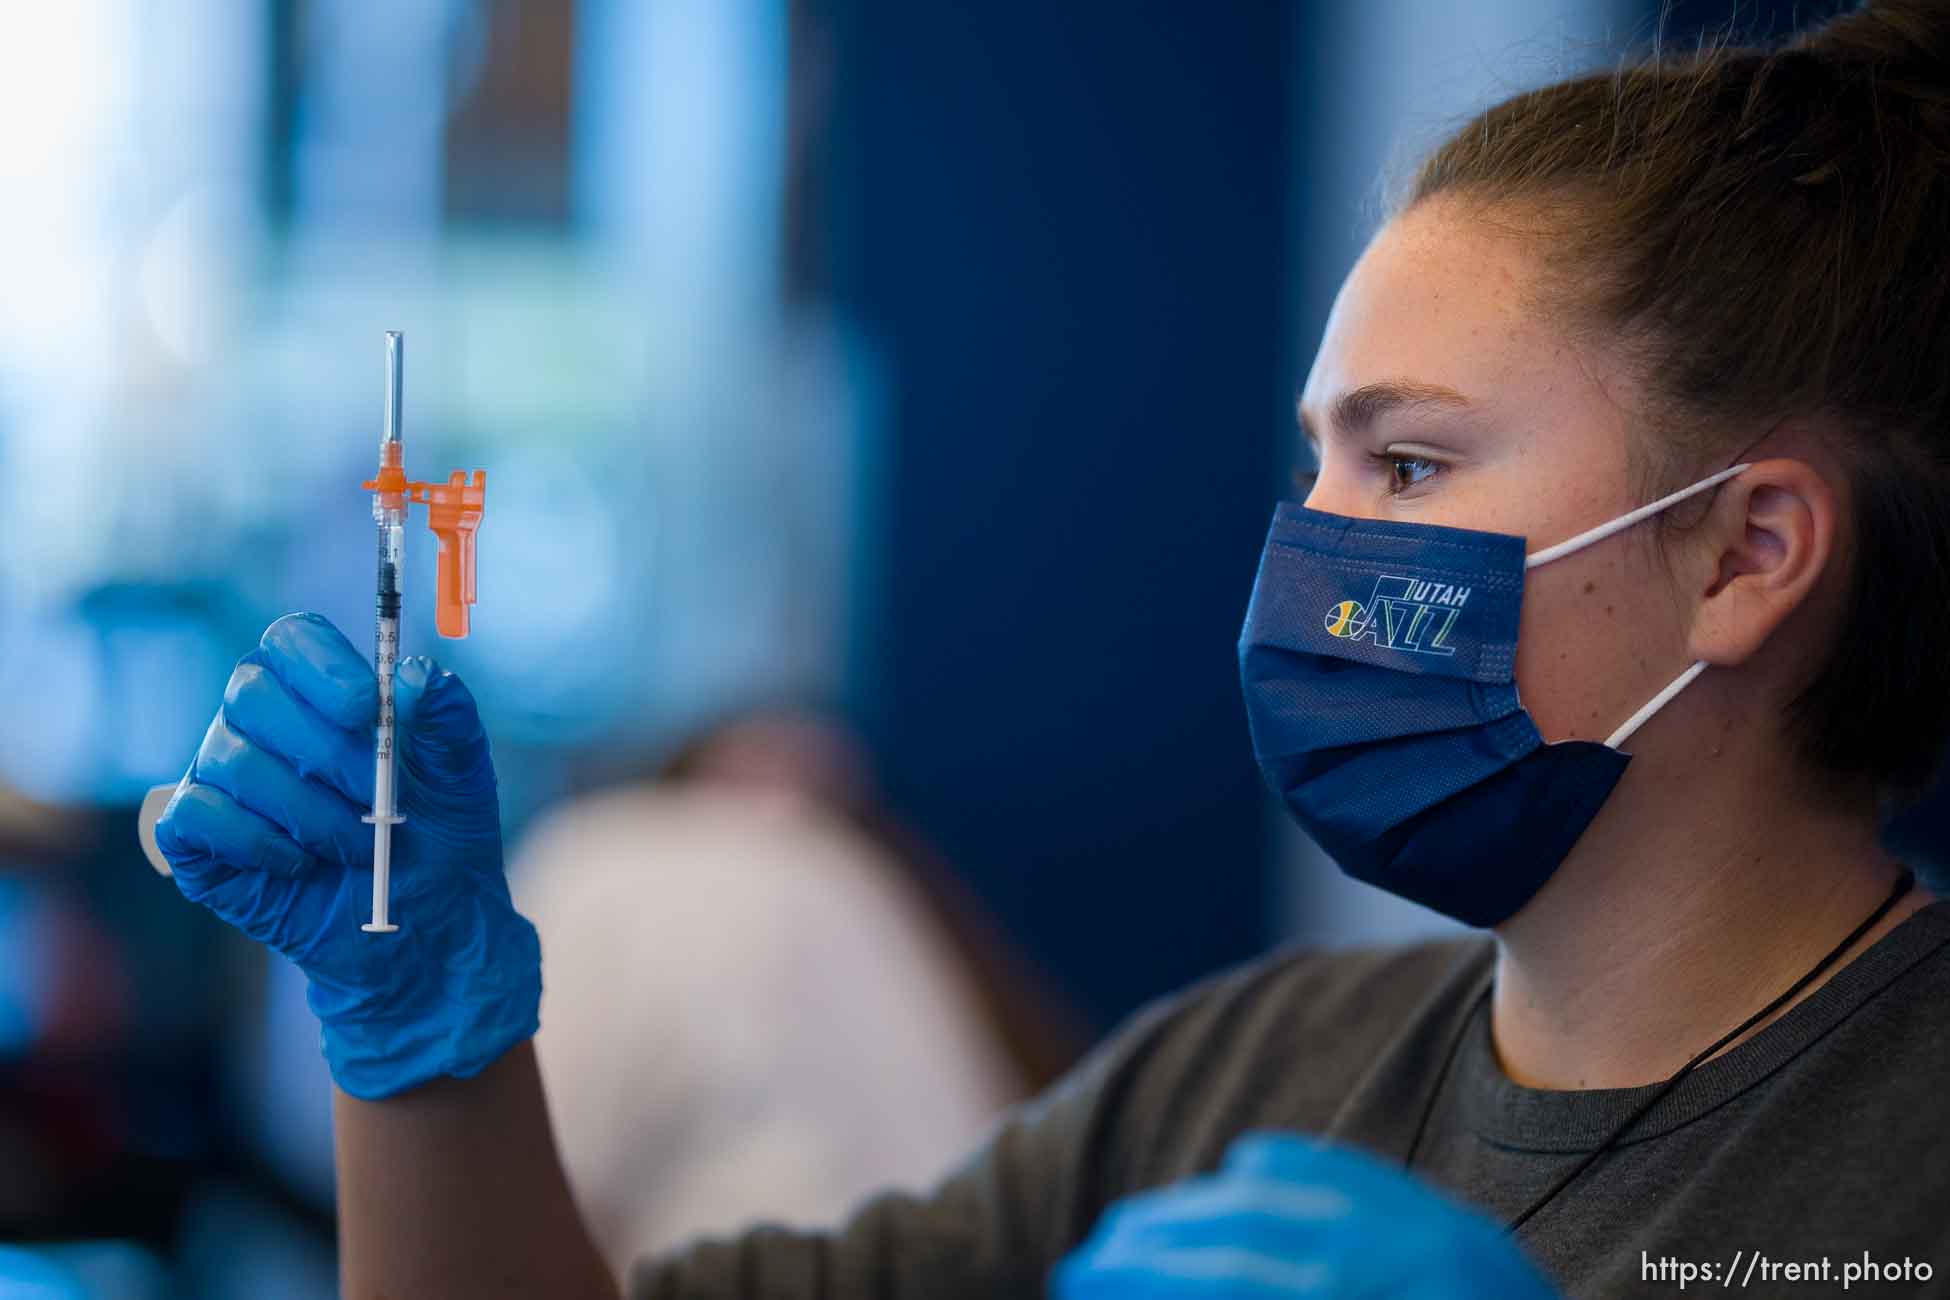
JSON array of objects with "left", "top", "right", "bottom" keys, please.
[{"left": 155, "top": 1, "right": 1950, "bottom": 1295}]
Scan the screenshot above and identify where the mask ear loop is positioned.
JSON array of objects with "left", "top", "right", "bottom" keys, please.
[
  {"left": 1604, "top": 659, "right": 1708, "bottom": 749},
  {"left": 1523, "top": 463, "right": 1751, "bottom": 569}
]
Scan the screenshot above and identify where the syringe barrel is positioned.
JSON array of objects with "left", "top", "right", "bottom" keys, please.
[
  {"left": 371, "top": 631, "right": 399, "bottom": 829},
  {"left": 374, "top": 518, "right": 405, "bottom": 620}
]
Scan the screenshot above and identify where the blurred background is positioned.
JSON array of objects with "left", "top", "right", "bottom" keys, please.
[{"left": 0, "top": 0, "right": 1913, "bottom": 1295}]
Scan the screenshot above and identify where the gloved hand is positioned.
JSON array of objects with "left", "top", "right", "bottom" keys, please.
[
  {"left": 1053, "top": 1134, "right": 1560, "bottom": 1300},
  {"left": 155, "top": 612, "right": 540, "bottom": 1100}
]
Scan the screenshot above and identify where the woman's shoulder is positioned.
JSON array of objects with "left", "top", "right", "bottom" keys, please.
[
  {"left": 1069, "top": 932, "right": 1494, "bottom": 1194},
  {"left": 1230, "top": 933, "right": 1495, "bottom": 1025},
  {"left": 1142, "top": 930, "right": 1494, "bottom": 1053}
]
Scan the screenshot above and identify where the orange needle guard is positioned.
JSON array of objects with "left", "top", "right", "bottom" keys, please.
[{"left": 363, "top": 450, "right": 486, "bottom": 638}]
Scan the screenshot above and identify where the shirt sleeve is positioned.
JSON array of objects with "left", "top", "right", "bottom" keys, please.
[
  {"left": 626, "top": 990, "right": 1180, "bottom": 1300},
  {"left": 627, "top": 935, "right": 1488, "bottom": 1299}
]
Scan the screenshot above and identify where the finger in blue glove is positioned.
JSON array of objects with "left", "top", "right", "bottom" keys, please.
[{"left": 1053, "top": 1133, "right": 1560, "bottom": 1300}]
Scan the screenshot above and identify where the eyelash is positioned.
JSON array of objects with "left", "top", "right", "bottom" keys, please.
[
  {"left": 1369, "top": 451, "right": 1443, "bottom": 495},
  {"left": 1291, "top": 448, "right": 1445, "bottom": 499}
]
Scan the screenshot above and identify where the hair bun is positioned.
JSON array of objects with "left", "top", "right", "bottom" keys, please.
[{"left": 1800, "top": 0, "right": 1950, "bottom": 83}]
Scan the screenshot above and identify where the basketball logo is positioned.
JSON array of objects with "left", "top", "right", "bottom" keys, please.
[
  {"left": 1320, "top": 576, "right": 1468, "bottom": 657},
  {"left": 1324, "top": 599, "right": 1366, "bottom": 638}
]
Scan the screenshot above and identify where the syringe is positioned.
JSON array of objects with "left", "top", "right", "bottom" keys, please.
[
  {"left": 133, "top": 333, "right": 484, "bottom": 917},
  {"left": 362, "top": 331, "right": 408, "bottom": 933},
  {"left": 355, "top": 331, "right": 487, "bottom": 934}
]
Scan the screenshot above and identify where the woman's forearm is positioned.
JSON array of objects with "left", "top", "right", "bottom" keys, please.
[{"left": 334, "top": 1039, "right": 621, "bottom": 1300}]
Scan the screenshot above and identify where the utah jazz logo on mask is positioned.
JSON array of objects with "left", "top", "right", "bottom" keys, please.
[{"left": 1322, "top": 575, "right": 1469, "bottom": 657}]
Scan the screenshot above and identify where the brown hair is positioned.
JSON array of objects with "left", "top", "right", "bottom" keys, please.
[{"left": 1404, "top": 0, "right": 1950, "bottom": 796}]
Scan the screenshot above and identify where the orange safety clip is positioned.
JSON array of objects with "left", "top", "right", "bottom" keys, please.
[
  {"left": 415, "top": 471, "right": 485, "bottom": 638},
  {"left": 362, "top": 451, "right": 486, "bottom": 638}
]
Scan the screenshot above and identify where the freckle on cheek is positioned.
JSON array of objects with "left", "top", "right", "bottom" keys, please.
[
  {"left": 1605, "top": 605, "right": 1614, "bottom": 616},
  {"left": 1583, "top": 580, "right": 1597, "bottom": 594}
]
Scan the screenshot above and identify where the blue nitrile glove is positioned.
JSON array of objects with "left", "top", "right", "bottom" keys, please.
[
  {"left": 155, "top": 612, "right": 540, "bottom": 1100},
  {"left": 1053, "top": 1134, "right": 1560, "bottom": 1300}
]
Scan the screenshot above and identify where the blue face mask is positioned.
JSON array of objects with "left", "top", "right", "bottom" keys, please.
[{"left": 1237, "top": 464, "right": 1749, "bottom": 927}]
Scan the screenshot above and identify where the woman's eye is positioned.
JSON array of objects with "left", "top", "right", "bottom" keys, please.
[{"left": 1372, "top": 452, "right": 1442, "bottom": 494}]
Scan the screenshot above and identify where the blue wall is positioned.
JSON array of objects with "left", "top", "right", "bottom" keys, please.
[{"left": 830, "top": 3, "right": 1294, "bottom": 1031}]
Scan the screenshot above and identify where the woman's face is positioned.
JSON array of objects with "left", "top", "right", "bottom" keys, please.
[{"left": 1297, "top": 200, "right": 1696, "bottom": 745}]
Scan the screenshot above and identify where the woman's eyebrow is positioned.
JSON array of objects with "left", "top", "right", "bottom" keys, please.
[{"left": 1295, "top": 380, "right": 1475, "bottom": 444}]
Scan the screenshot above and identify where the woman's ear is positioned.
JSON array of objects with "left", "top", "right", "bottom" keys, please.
[{"left": 1685, "top": 457, "right": 1839, "bottom": 667}]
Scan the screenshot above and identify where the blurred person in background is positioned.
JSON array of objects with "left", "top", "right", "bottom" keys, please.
[
  {"left": 0, "top": 777, "right": 337, "bottom": 1299},
  {"left": 148, "top": 2, "right": 1950, "bottom": 1299},
  {"left": 511, "top": 708, "right": 1081, "bottom": 1277},
  {"left": 0, "top": 790, "right": 140, "bottom": 1237}
]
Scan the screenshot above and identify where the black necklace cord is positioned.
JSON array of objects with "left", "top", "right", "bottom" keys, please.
[
  {"left": 1504, "top": 868, "right": 1915, "bottom": 1233},
  {"left": 1399, "top": 869, "right": 1917, "bottom": 1232}
]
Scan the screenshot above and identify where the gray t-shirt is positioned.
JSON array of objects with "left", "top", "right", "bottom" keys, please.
[{"left": 635, "top": 900, "right": 1950, "bottom": 1298}]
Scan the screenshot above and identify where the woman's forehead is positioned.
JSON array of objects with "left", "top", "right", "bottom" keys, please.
[{"left": 1299, "top": 204, "right": 1612, "bottom": 429}]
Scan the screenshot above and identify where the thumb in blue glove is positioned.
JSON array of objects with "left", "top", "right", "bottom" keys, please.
[
  {"left": 1052, "top": 1133, "right": 1561, "bottom": 1300},
  {"left": 156, "top": 612, "right": 540, "bottom": 1099}
]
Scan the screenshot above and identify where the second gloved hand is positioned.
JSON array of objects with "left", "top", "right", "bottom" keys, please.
[
  {"left": 1053, "top": 1134, "right": 1561, "bottom": 1300},
  {"left": 155, "top": 612, "right": 540, "bottom": 1100}
]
